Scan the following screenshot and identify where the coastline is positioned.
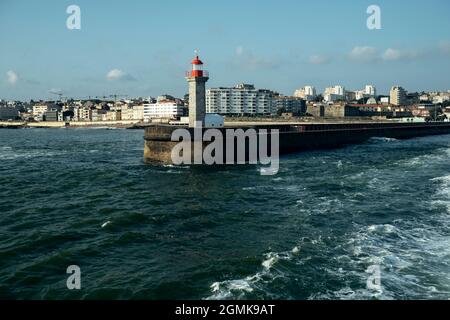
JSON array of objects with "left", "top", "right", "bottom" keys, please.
[
  {"left": 0, "top": 120, "right": 142, "bottom": 129},
  {"left": 0, "top": 118, "right": 396, "bottom": 130}
]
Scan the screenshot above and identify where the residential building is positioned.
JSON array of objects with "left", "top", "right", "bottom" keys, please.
[
  {"left": 406, "top": 92, "right": 420, "bottom": 105},
  {"left": 32, "top": 104, "right": 49, "bottom": 120},
  {"left": 308, "top": 103, "right": 411, "bottom": 119},
  {"left": 206, "top": 84, "right": 274, "bottom": 115},
  {"left": 294, "top": 86, "right": 317, "bottom": 101},
  {"left": 380, "top": 97, "right": 390, "bottom": 105},
  {"left": 433, "top": 94, "right": 450, "bottom": 104},
  {"left": 364, "top": 85, "right": 377, "bottom": 97},
  {"left": 353, "top": 90, "right": 364, "bottom": 101},
  {"left": 420, "top": 94, "right": 431, "bottom": 102},
  {"left": 157, "top": 95, "right": 176, "bottom": 102},
  {"left": 121, "top": 105, "right": 145, "bottom": 120},
  {"left": 0, "top": 105, "right": 19, "bottom": 120},
  {"left": 273, "top": 96, "right": 306, "bottom": 115},
  {"left": 105, "top": 110, "right": 121, "bottom": 121},
  {"left": 390, "top": 86, "right": 407, "bottom": 106},
  {"left": 143, "top": 100, "right": 185, "bottom": 120},
  {"left": 91, "top": 109, "right": 107, "bottom": 122},
  {"left": 74, "top": 107, "right": 92, "bottom": 121},
  {"left": 345, "top": 91, "right": 357, "bottom": 102},
  {"left": 43, "top": 110, "right": 61, "bottom": 122},
  {"left": 324, "top": 85, "right": 345, "bottom": 102}
]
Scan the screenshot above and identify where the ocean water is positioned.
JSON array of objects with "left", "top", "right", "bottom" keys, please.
[{"left": 0, "top": 128, "right": 450, "bottom": 300}]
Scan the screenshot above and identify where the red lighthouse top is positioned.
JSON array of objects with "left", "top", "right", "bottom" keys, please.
[
  {"left": 186, "top": 54, "right": 209, "bottom": 78},
  {"left": 191, "top": 56, "right": 203, "bottom": 65}
]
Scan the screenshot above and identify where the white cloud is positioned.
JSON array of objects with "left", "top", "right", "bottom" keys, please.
[
  {"left": 382, "top": 48, "right": 402, "bottom": 61},
  {"left": 309, "top": 55, "right": 330, "bottom": 65},
  {"left": 382, "top": 48, "right": 422, "bottom": 61},
  {"left": 347, "top": 46, "right": 424, "bottom": 63},
  {"left": 231, "top": 48, "right": 282, "bottom": 70},
  {"left": 6, "top": 70, "right": 18, "bottom": 85},
  {"left": 106, "top": 69, "right": 135, "bottom": 81},
  {"left": 349, "top": 46, "right": 378, "bottom": 62}
]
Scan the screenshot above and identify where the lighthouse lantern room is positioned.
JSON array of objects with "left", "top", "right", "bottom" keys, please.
[{"left": 188, "top": 56, "right": 209, "bottom": 78}]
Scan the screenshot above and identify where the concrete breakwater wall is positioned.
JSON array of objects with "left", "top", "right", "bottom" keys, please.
[{"left": 143, "top": 122, "right": 450, "bottom": 164}]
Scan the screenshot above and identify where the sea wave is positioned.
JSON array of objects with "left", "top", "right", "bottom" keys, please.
[
  {"left": 368, "top": 137, "right": 399, "bottom": 144},
  {"left": 205, "top": 248, "right": 298, "bottom": 300},
  {"left": 431, "top": 174, "right": 450, "bottom": 213},
  {"left": 0, "top": 149, "right": 66, "bottom": 160}
]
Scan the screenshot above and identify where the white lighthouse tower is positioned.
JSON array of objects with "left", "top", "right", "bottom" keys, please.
[{"left": 186, "top": 54, "right": 209, "bottom": 128}]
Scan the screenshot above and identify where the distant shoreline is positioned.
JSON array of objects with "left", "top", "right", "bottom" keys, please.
[
  {"left": 0, "top": 120, "right": 142, "bottom": 129},
  {"left": 0, "top": 117, "right": 402, "bottom": 130}
]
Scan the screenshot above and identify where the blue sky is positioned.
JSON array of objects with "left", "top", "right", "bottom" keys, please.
[{"left": 1, "top": 0, "right": 450, "bottom": 100}]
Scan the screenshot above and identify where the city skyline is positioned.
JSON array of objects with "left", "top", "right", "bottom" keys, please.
[{"left": 1, "top": 0, "right": 450, "bottom": 100}]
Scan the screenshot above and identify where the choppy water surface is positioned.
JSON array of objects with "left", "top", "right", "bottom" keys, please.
[{"left": 0, "top": 128, "right": 449, "bottom": 300}]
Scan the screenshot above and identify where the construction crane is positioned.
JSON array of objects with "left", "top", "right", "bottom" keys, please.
[
  {"left": 109, "top": 94, "right": 128, "bottom": 103},
  {"left": 50, "top": 91, "right": 64, "bottom": 102}
]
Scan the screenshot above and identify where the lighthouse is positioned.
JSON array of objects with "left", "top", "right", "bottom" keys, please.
[{"left": 186, "top": 54, "right": 209, "bottom": 128}]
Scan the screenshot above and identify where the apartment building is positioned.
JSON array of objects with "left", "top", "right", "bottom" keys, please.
[
  {"left": 143, "top": 100, "right": 185, "bottom": 121},
  {"left": 206, "top": 84, "right": 274, "bottom": 115},
  {"left": 390, "top": 86, "right": 407, "bottom": 106},
  {"left": 294, "top": 86, "right": 317, "bottom": 101}
]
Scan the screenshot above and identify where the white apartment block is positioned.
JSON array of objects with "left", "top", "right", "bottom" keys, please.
[
  {"left": 74, "top": 107, "right": 92, "bottom": 121},
  {"left": 433, "top": 95, "right": 450, "bottom": 104},
  {"left": 365, "top": 85, "right": 377, "bottom": 97},
  {"left": 143, "top": 101, "right": 185, "bottom": 120},
  {"left": 380, "top": 97, "right": 390, "bottom": 104},
  {"left": 121, "top": 105, "right": 145, "bottom": 120},
  {"left": 32, "top": 105, "right": 49, "bottom": 120},
  {"left": 353, "top": 85, "right": 376, "bottom": 101},
  {"left": 206, "top": 84, "right": 274, "bottom": 115},
  {"left": 294, "top": 86, "right": 317, "bottom": 101},
  {"left": 354, "top": 90, "right": 366, "bottom": 101},
  {"left": 324, "top": 85, "right": 345, "bottom": 96},
  {"left": 324, "top": 85, "right": 345, "bottom": 102}
]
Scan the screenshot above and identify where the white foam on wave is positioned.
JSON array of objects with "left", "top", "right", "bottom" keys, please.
[
  {"left": 323, "top": 212, "right": 450, "bottom": 300},
  {"left": 292, "top": 246, "right": 300, "bottom": 255},
  {"left": 261, "top": 252, "right": 279, "bottom": 271},
  {"left": 0, "top": 149, "right": 65, "bottom": 160},
  {"left": 101, "top": 221, "right": 111, "bottom": 228},
  {"left": 310, "top": 286, "right": 389, "bottom": 300},
  {"left": 209, "top": 274, "right": 260, "bottom": 300},
  {"left": 431, "top": 174, "right": 450, "bottom": 214},
  {"left": 398, "top": 147, "right": 450, "bottom": 167},
  {"left": 368, "top": 137, "right": 399, "bottom": 144},
  {"left": 205, "top": 245, "right": 301, "bottom": 300},
  {"left": 367, "top": 224, "right": 399, "bottom": 234}
]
